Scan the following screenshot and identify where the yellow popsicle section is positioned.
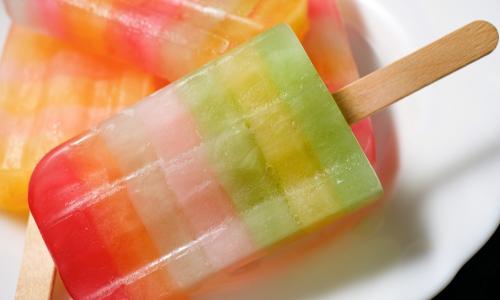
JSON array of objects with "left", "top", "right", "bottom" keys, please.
[{"left": 217, "top": 42, "right": 340, "bottom": 226}]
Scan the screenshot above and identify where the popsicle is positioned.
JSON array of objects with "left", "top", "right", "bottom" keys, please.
[
  {"left": 0, "top": 26, "right": 164, "bottom": 213},
  {"left": 29, "top": 24, "right": 381, "bottom": 299},
  {"left": 29, "top": 21, "right": 498, "bottom": 299},
  {"left": 3, "top": 0, "right": 308, "bottom": 81}
]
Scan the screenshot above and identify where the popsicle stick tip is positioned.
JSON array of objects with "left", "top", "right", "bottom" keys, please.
[{"left": 468, "top": 20, "right": 499, "bottom": 52}]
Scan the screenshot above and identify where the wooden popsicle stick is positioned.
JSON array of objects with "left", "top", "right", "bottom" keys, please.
[
  {"left": 15, "top": 215, "right": 56, "bottom": 300},
  {"left": 334, "top": 20, "right": 499, "bottom": 124}
]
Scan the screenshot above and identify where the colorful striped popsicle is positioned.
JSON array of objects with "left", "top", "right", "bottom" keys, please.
[
  {"left": 29, "top": 25, "right": 382, "bottom": 299},
  {"left": 0, "top": 26, "right": 164, "bottom": 213},
  {"left": 3, "top": 0, "right": 308, "bottom": 81}
]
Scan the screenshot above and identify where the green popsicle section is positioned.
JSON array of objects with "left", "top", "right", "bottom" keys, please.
[{"left": 258, "top": 25, "right": 382, "bottom": 209}]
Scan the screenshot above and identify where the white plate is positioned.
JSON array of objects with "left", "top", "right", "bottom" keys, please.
[{"left": 1, "top": 0, "right": 499, "bottom": 299}]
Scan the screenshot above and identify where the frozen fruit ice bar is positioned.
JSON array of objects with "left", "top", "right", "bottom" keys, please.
[
  {"left": 29, "top": 25, "right": 382, "bottom": 299},
  {"left": 3, "top": 0, "right": 308, "bottom": 81},
  {"left": 0, "top": 26, "right": 164, "bottom": 213}
]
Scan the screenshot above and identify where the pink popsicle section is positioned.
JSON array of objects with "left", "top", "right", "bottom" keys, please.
[{"left": 135, "top": 89, "right": 255, "bottom": 284}]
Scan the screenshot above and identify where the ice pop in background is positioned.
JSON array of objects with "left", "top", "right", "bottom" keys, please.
[
  {"left": 3, "top": 0, "right": 309, "bottom": 81},
  {"left": 303, "top": 0, "right": 359, "bottom": 92},
  {"left": 0, "top": 26, "right": 165, "bottom": 213},
  {"left": 303, "top": 0, "right": 375, "bottom": 164},
  {"left": 29, "top": 25, "right": 382, "bottom": 299}
]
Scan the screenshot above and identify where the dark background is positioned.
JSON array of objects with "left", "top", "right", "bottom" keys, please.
[{"left": 433, "top": 225, "right": 500, "bottom": 299}]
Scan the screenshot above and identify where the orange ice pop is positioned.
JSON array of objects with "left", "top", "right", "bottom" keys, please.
[{"left": 0, "top": 26, "right": 165, "bottom": 213}]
